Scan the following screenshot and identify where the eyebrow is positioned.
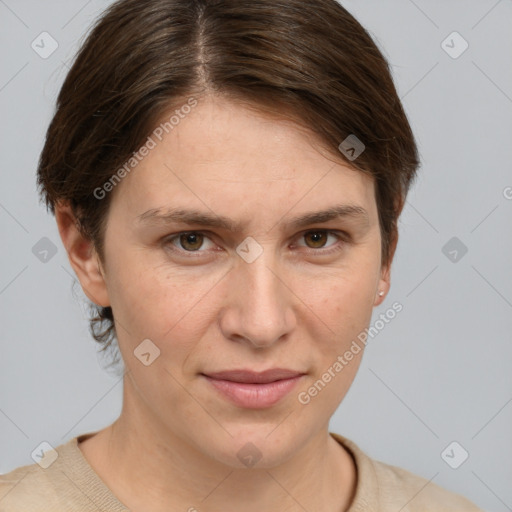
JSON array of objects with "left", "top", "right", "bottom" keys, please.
[{"left": 136, "top": 204, "right": 369, "bottom": 232}]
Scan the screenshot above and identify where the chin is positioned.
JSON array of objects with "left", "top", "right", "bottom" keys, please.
[{"left": 202, "top": 421, "right": 306, "bottom": 470}]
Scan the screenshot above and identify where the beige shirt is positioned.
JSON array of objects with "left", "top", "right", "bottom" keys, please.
[{"left": 0, "top": 431, "right": 483, "bottom": 511}]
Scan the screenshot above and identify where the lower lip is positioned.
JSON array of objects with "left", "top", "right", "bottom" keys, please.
[{"left": 203, "top": 375, "right": 303, "bottom": 409}]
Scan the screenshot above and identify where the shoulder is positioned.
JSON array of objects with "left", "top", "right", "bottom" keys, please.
[
  {"left": 370, "top": 457, "right": 483, "bottom": 511},
  {"left": 1, "top": 435, "right": 128, "bottom": 512},
  {"left": 330, "top": 432, "right": 484, "bottom": 512},
  {"left": 1, "top": 435, "right": 110, "bottom": 512},
  {"left": 0, "top": 460, "right": 63, "bottom": 511}
]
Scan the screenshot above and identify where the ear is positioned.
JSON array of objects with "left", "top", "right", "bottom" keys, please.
[
  {"left": 374, "top": 229, "right": 398, "bottom": 307},
  {"left": 55, "top": 201, "right": 110, "bottom": 307}
]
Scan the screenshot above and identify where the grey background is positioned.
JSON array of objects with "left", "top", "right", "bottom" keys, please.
[{"left": 1, "top": 0, "right": 511, "bottom": 510}]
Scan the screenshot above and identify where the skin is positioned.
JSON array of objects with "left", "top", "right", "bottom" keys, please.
[{"left": 56, "top": 94, "right": 395, "bottom": 512}]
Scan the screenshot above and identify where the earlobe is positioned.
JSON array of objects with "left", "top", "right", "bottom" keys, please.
[
  {"left": 374, "top": 230, "right": 398, "bottom": 306},
  {"left": 374, "top": 268, "right": 390, "bottom": 306},
  {"left": 55, "top": 201, "right": 110, "bottom": 307}
]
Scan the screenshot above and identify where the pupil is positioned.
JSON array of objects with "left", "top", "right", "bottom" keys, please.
[
  {"left": 181, "top": 233, "right": 202, "bottom": 250},
  {"left": 307, "top": 232, "right": 326, "bottom": 247}
]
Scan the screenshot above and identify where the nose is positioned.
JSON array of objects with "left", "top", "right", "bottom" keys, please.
[{"left": 218, "top": 251, "right": 296, "bottom": 348}]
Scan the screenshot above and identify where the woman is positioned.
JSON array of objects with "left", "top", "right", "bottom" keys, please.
[{"left": 0, "top": 0, "right": 483, "bottom": 510}]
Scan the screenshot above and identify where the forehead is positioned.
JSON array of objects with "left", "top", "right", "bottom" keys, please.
[{"left": 110, "top": 95, "right": 377, "bottom": 226}]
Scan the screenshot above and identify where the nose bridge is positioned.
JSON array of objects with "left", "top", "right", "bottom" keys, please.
[
  {"left": 244, "top": 252, "right": 282, "bottom": 311},
  {"left": 221, "top": 245, "right": 295, "bottom": 347}
]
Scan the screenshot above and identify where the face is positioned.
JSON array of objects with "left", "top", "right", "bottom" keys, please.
[{"left": 74, "top": 95, "right": 391, "bottom": 468}]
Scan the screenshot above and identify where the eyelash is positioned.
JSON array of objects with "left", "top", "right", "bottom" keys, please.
[{"left": 162, "top": 230, "right": 350, "bottom": 257}]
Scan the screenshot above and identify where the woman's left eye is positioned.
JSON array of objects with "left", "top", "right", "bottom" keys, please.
[{"left": 295, "top": 230, "right": 343, "bottom": 251}]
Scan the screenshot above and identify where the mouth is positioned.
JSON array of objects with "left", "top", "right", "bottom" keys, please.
[{"left": 201, "top": 369, "right": 306, "bottom": 409}]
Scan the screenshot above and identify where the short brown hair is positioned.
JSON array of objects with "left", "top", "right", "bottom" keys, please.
[{"left": 37, "top": 0, "right": 419, "bottom": 356}]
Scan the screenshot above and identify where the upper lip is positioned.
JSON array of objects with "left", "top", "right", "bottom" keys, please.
[{"left": 203, "top": 369, "right": 304, "bottom": 384}]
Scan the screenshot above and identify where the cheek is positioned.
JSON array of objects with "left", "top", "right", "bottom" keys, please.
[
  {"left": 292, "top": 275, "right": 374, "bottom": 416},
  {"left": 313, "top": 262, "right": 378, "bottom": 317},
  {"left": 105, "top": 250, "right": 221, "bottom": 352},
  {"left": 301, "top": 261, "right": 379, "bottom": 354}
]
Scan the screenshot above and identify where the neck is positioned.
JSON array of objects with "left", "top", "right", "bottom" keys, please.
[{"left": 78, "top": 379, "right": 357, "bottom": 512}]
